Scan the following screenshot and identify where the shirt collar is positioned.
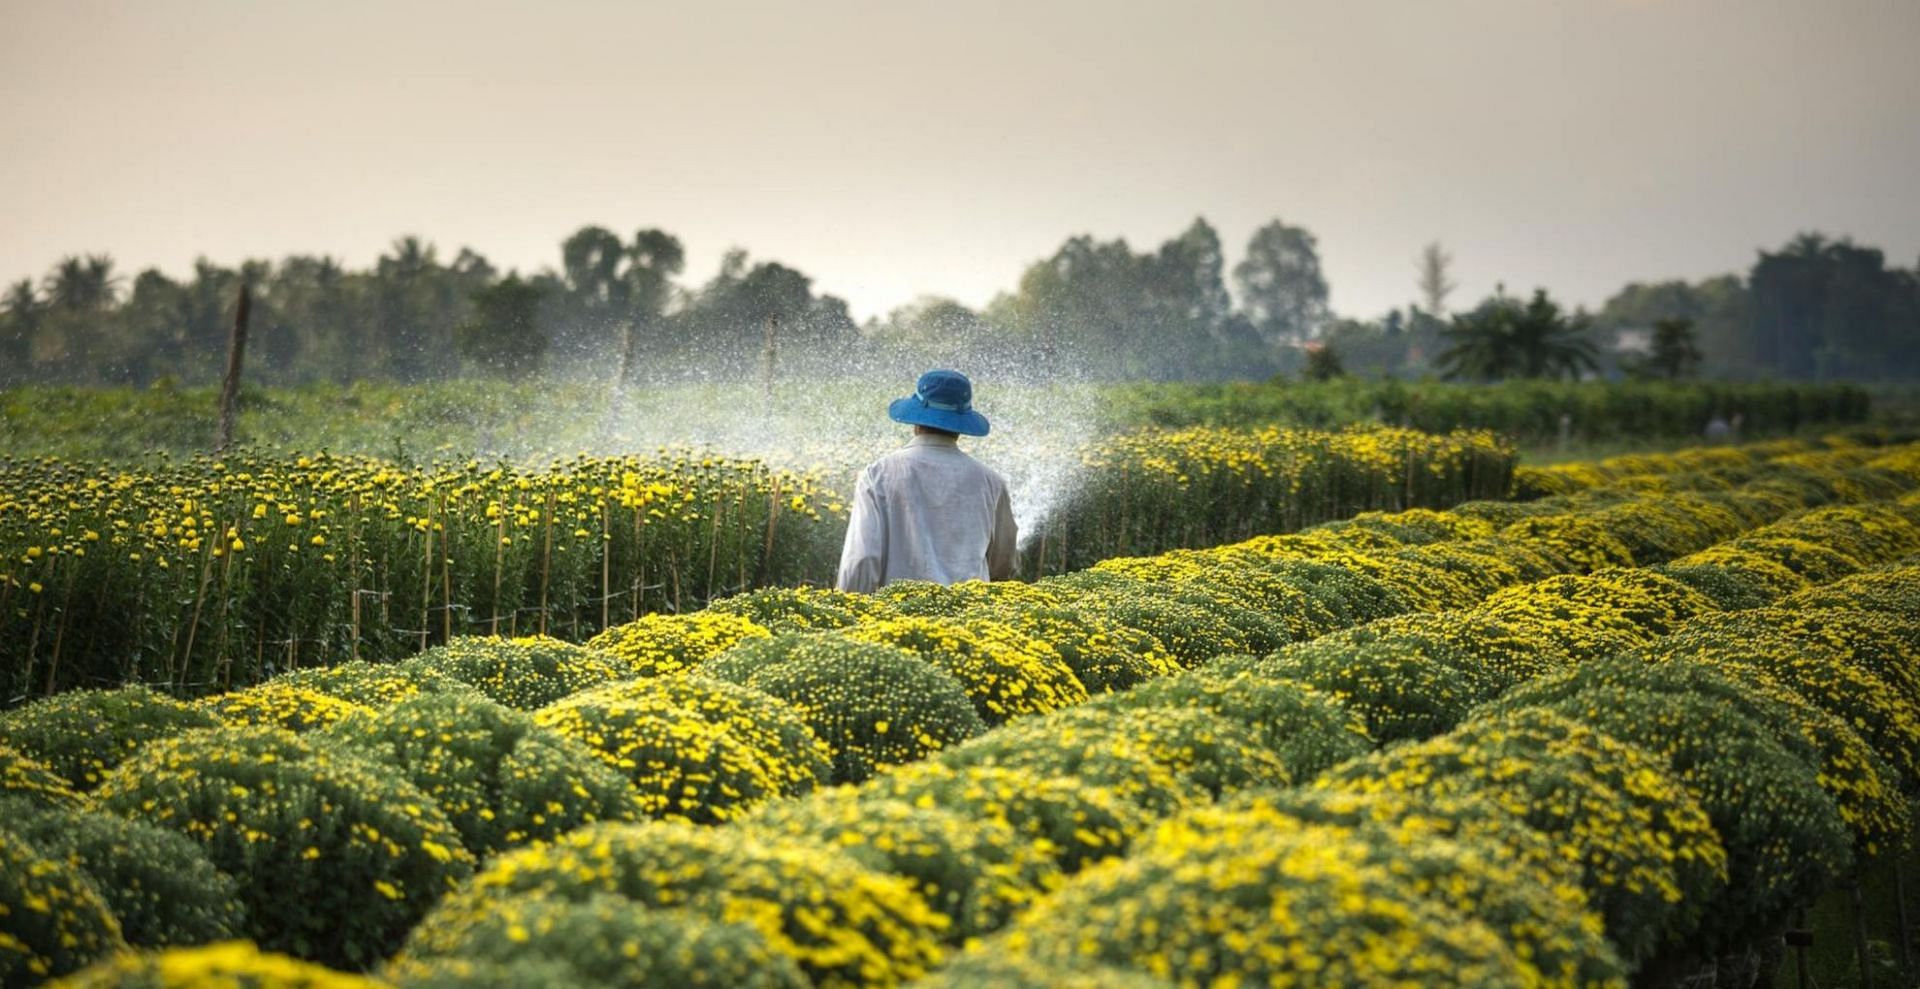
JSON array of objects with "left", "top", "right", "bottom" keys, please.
[{"left": 907, "top": 433, "right": 960, "bottom": 449}]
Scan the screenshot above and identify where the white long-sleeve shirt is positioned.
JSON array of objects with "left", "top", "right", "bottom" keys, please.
[{"left": 835, "top": 433, "right": 1018, "bottom": 593}]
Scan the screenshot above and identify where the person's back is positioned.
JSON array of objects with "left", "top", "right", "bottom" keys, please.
[{"left": 836, "top": 370, "right": 1017, "bottom": 593}]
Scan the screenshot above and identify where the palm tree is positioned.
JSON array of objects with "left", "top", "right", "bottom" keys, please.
[{"left": 1438, "top": 288, "right": 1598, "bottom": 381}]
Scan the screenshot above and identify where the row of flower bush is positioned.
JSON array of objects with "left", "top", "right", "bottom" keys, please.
[
  {"left": 0, "top": 426, "right": 1515, "bottom": 703},
  {"left": 3, "top": 437, "right": 1916, "bottom": 986}
]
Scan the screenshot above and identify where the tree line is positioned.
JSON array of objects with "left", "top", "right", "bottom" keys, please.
[{"left": 3, "top": 222, "right": 1916, "bottom": 387}]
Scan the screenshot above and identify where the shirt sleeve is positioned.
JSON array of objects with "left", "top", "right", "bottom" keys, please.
[
  {"left": 986, "top": 485, "right": 1018, "bottom": 581},
  {"left": 836, "top": 467, "right": 887, "bottom": 593}
]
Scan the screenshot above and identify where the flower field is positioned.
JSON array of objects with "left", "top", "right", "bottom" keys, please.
[
  {"left": 3, "top": 433, "right": 1920, "bottom": 986},
  {"left": 0, "top": 425, "right": 1512, "bottom": 702}
]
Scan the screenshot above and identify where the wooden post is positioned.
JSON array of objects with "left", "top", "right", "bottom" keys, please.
[{"left": 215, "top": 284, "right": 251, "bottom": 454}]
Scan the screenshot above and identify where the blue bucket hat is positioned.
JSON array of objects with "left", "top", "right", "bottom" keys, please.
[{"left": 889, "top": 369, "right": 990, "bottom": 437}]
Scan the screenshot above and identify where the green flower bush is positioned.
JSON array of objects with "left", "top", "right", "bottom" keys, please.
[
  {"left": 1254, "top": 636, "right": 1486, "bottom": 744},
  {"left": 91, "top": 726, "right": 476, "bottom": 969},
  {"left": 533, "top": 675, "right": 828, "bottom": 823},
  {"left": 745, "top": 790, "right": 1060, "bottom": 940},
  {"left": 1051, "top": 568, "right": 1289, "bottom": 655},
  {"left": 1718, "top": 535, "right": 1863, "bottom": 584},
  {"left": 266, "top": 660, "right": 473, "bottom": 708},
  {"left": 1001, "top": 816, "right": 1528, "bottom": 988},
  {"left": 584, "top": 612, "right": 771, "bottom": 677},
  {"left": 1508, "top": 657, "right": 1909, "bottom": 859},
  {"left": 860, "top": 763, "right": 1152, "bottom": 875},
  {"left": 1039, "top": 584, "right": 1250, "bottom": 668},
  {"left": 707, "top": 585, "right": 896, "bottom": 632},
  {"left": 1474, "top": 582, "right": 1657, "bottom": 663},
  {"left": 0, "top": 743, "right": 81, "bottom": 808},
  {"left": 0, "top": 826, "right": 122, "bottom": 987},
  {"left": 384, "top": 893, "right": 808, "bottom": 989},
  {"left": 403, "top": 635, "right": 629, "bottom": 709},
  {"left": 701, "top": 635, "right": 984, "bottom": 784},
  {"left": 1508, "top": 569, "right": 1719, "bottom": 637},
  {"left": 1499, "top": 514, "right": 1636, "bottom": 571},
  {"left": 907, "top": 953, "right": 1175, "bottom": 989},
  {"left": 1660, "top": 545, "right": 1809, "bottom": 604},
  {"left": 1483, "top": 685, "right": 1850, "bottom": 947},
  {"left": 1088, "top": 554, "right": 1338, "bottom": 645},
  {"left": 1162, "top": 788, "right": 1626, "bottom": 989},
  {"left": 1320, "top": 706, "right": 1727, "bottom": 967},
  {"left": 0, "top": 686, "right": 216, "bottom": 790},
  {"left": 0, "top": 797, "right": 244, "bottom": 948},
  {"left": 1097, "top": 666, "right": 1373, "bottom": 776},
  {"left": 1642, "top": 617, "right": 1920, "bottom": 785},
  {"left": 1785, "top": 564, "right": 1920, "bottom": 616},
  {"left": 195, "top": 684, "right": 369, "bottom": 733},
  {"left": 833, "top": 617, "right": 1087, "bottom": 726},
  {"left": 936, "top": 706, "right": 1287, "bottom": 813},
  {"left": 407, "top": 821, "right": 948, "bottom": 989},
  {"left": 1253, "top": 558, "right": 1415, "bottom": 628},
  {"left": 324, "top": 692, "right": 642, "bottom": 854},
  {"left": 47, "top": 941, "right": 389, "bottom": 989},
  {"left": 970, "top": 600, "right": 1179, "bottom": 696}
]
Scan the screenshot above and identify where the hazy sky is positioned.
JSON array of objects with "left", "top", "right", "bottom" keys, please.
[{"left": 3, "top": 0, "right": 1917, "bottom": 322}]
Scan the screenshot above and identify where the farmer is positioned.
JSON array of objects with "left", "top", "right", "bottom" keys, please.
[{"left": 835, "top": 369, "right": 1018, "bottom": 593}]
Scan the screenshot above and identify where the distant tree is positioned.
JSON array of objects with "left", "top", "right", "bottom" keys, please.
[
  {"left": 455, "top": 275, "right": 548, "bottom": 378},
  {"left": 1234, "top": 219, "right": 1329, "bottom": 349},
  {"left": 1416, "top": 242, "right": 1456, "bottom": 317},
  {"left": 38, "top": 254, "right": 119, "bottom": 380},
  {"left": 1439, "top": 288, "right": 1598, "bottom": 381},
  {"left": 1, "top": 279, "right": 40, "bottom": 384},
  {"left": 1303, "top": 342, "right": 1345, "bottom": 381},
  {"left": 1630, "top": 317, "right": 1703, "bottom": 380},
  {"left": 1748, "top": 233, "right": 1920, "bottom": 380},
  {"left": 1594, "top": 276, "right": 1747, "bottom": 377}
]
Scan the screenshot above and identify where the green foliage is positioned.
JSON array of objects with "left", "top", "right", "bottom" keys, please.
[
  {"left": 265, "top": 660, "right": 474, "bottom": 708},
  {"left": 745, "top": 790, "right": 1060, "bottom": 940},
  {"left": 1484, "top": 684, "right": 1851, "bottom": 947},
  {"left": 0, "top": 826, "right": 122, "bottom": 987},
  {"left": 936, "top": 705, "right": 1288, "bottom": 814},
  {"left": 453, "top": 275, "right": 547, "bottom": 379},
  {"left": 1253, "top": 634, "right": 1488, "bottom": 744},
  {"left": 0, "top": 686, "right": 217, "bottom": 790},
  {"left": 1099, "top": 667, "right": 1374, "bottom": 777},
  {"left": 385, "top": 893, "right": 808, "bottom": 989},
  {"left": 1002, "top": 814, "right": 1531, "bottom": 988},
  {"left": 909, "top": 954, "right": 1175, "bottom": 989},
  {"left": 195, "top": 684, "right": 370, "bottom": 733},
  {"left": 1322, "top": 706, "right": 1728, "bottom": 967},
  {"left": 324, "top": 691, "right": 642, "bottom": 854},
  {"left": 1179, "top": 788, "right": 1627, "bottom": 988},
  {"left": 46, "top": 940, "right": 393, "bottom": 988},
  {"left": 859, "top": 763, "right": 1153, "bottom": 875},
  {"left": 0, "top": 743, "right": 83, "bottom": 808},
  {"left": 405, "top": 635, "right": 629, "bottom": 710},
  {"left": 707, "top": 585, "right": 896, "bottom": 631},
  {"left": 832, "top": 617, "right": 1088, "bottom": 726},
  {"left": 90, "top": 726, "right": 476, "bottom": 969},
  {"left": 700, "top": 634, "right": 985, "bottom": 784},
  {"left": 1438, "top": 288, "right": 1599, "bottom": 382},
  {"left": 0, "top": 797, "right": 244, "bottom": 948},
  {"left": 532, "top": 675, "right": 830, "bottom": 823},
  {"left": 407, "top": 821, "right": 948, "bottom": 989}
]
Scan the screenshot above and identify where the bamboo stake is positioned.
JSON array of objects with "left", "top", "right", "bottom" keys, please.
[
  {"left": 43, "top": 562, "right": 80, "bottom": 694},
  {"left": 538, "top": 491, "right": 555, "bottom": 636},
  {"left": 491, "top": 514, "right": 506, "bottom": 637},
  {"left": 600, "top": 503, "right": 611, "bottom": 632},
  {"left": 441, "top": 496, "right": 454, "bottom": 643}
]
